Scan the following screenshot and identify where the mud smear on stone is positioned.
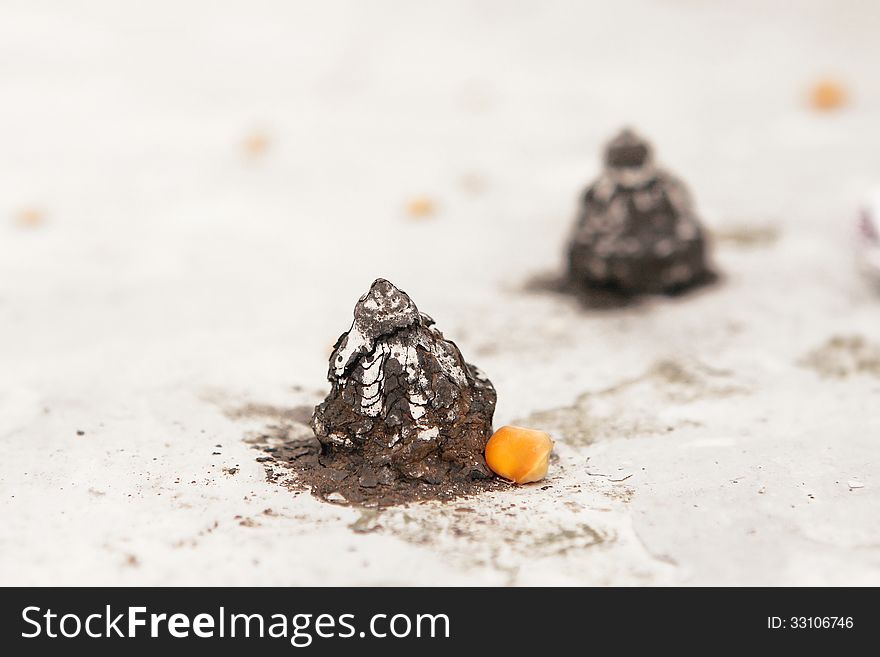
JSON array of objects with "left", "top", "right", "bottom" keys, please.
[
  {"left": 333, "top": 482, "right": 675, "bottom": 585},
  {"left": 522, "top": 269, "right": 719, "bottom": 311},
  {"left": 247, "top": 421, "right": 503, "bottom": 507},
  {"left": 392, "top": 511, "right": 608, "bottom": 558},
  {"left": 799, "top": 335, "right": 880, "bottom": 379},
  {"left": 225, "top": 403, "right": 314, "bottom": 424},
  {"left": 244, "top": 279, "right": 505, "bottom": 507},
  {"left": 515, "top": 359, "right": 748, "bottom": 446},
  {"left": 712, "top": 222, "right": 781, "bottom": 249},
  {"left": 351, "top": 495, "right": 612, "bottom": 582}
]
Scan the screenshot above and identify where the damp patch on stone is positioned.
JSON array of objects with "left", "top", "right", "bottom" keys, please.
[
  {"left": 522, "top": 268, "right": 721, "bottom": 310},
  {"left": 523, "top": 270, "right": 643, "bottom": 309},
  {"left": 514, "top": 359, "right": 748, "bottom": 446},
  {"left": 244, "top": 278, "right": 505, "bottom": 507},
  {"left": 799, "top": 335, "right": 880, "bottom": 379}
]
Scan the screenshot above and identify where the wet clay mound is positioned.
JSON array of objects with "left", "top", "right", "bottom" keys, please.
[{"left": 251, "top": 278, "right": 502, "bottom": 506}]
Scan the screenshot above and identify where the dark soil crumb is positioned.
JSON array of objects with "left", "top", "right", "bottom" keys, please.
[
  {"left": 523, "top": 269, "right": 718, "bottom": 310},
  {"left": 248, "top": 421, "right": 504, "bottom": 507}
]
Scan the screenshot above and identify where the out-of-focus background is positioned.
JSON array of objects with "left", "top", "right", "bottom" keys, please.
[{"left": 1, "top": 0, "right": 879, "bottom": 585}]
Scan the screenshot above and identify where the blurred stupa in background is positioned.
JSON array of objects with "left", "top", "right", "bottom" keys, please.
[
  {"left": 566, "top": 129, "right": 714, "bottom": 296},
  {"left": 856, "top": 191, "right": 880, "bottom": 287}
]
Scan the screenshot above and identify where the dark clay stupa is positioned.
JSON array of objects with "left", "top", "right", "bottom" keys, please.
[
  {"left": 311, "top": 279, "right": 497, "bottom": 485},
  {"left": 567, "top": 129, "right": 712, "bottom": 295}
]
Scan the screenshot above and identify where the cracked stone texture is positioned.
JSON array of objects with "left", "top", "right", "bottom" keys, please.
[
  {"left": 2, "top": 0, "right": 880, "bottom": 585},
  {"left": 567, "top": 129, "right": 711, "bottom": 294},
  {"left": 312, "top": 278, "right": 496, "bottom": 484}
]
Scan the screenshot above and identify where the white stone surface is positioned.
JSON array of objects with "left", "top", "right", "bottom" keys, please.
[{"left": 1, "top": 0, "right": 879, "bottom": 586}]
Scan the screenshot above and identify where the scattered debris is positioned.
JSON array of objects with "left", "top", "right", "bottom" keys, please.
[{"left": 586, "top": 471, "right": 634, "bottom": 483}]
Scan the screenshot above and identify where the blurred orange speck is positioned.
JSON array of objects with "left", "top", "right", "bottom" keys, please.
[
  {"left": 243, "top": 131, "right": 270, "bottom": 156},
  {"left": 405, "top": 196, "right": 436, "bottom": 219},
  {"left": 810, "top": 79, "right": 847, "bottom": 111},
  {"left": 16, "top": 207, "right": 45, "bottom": 228}
]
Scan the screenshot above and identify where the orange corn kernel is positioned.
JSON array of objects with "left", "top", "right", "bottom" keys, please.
[{"left": 485, "top": 425, "right": 554, "bottom": 484}]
